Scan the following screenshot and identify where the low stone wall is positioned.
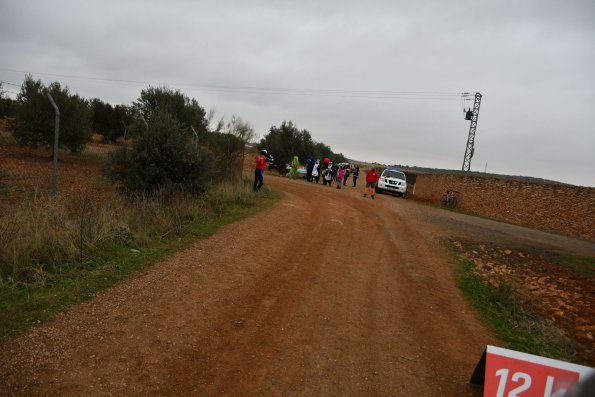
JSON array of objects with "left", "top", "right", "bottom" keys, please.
[{"left": 409, "top": 173, "right": 595, "bottom": 241}]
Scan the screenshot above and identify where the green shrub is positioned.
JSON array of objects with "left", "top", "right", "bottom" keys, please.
[
  {"left": 104, "top": 112, "right": 216, "bottom": 196},
  {"left": 134, "top": 86, "right": 208, "bottom": 136},
  {"left": 9, "top": 75, "right": 92, "bottom": 153},
  {"left": 90, "top": 99, "right": 133, "bottom": 142}
]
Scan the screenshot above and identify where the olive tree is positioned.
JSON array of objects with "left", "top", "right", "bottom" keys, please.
[
  {"left": 0, "top": 83, "right": 16, "bottom": 117},
  {"left": 10, "top": 76, "right": 92, "bottom": 154},
  {"left": 260, "top": 121, "right": 348, "bottom": 171},
  {"left": 90, "top": 98, "right": 134, "bottom": 142},
  {"left": 134, "top": 86, "right": 208, "bottom": 137},
  {"left": 103, "top": 112, "right": 216, "bottom": 196}
]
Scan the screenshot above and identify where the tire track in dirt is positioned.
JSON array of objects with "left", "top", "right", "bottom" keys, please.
[
  {"left": 372, "top": 198, "right": 493, "bottom": 395},
  {"left": 163, "top": 186, "right": 333, "bottom": 394},
  {"left": 162, "top": 183, "right": 400, "bottom": 395}
]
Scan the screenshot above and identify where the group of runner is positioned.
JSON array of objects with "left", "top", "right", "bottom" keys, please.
[
  {"left": 253, "top": 149, "right": 380, "bottom": 199},
  {"left": 304, "top": 159, "right": 357, "bottom": 188}
]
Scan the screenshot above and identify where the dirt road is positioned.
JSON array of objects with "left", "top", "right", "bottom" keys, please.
[{"left": 2, "top": 176, "right": 593, "bottom": 396}]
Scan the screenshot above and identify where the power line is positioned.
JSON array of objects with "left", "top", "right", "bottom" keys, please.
[
  {"left": 0, "top": 80, "right": 21, "bottom": 87},
  {"left": 0, "top": 67, "right": 467, "bottom": 101}
]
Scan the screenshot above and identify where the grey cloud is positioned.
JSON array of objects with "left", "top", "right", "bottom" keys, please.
[{"left": 1, "top": 0, "right": 594, "bottom": 185}]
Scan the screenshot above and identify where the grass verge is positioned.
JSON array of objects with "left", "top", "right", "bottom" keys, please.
[
  {"left": 453, "top": 254, "right": 579, "bottom": 362},
  {"left": 531, "top": 249, "right": 595, "bottom": 278},
  {"left": 0, "top": 183, "right": 281, "bottom": 341}
]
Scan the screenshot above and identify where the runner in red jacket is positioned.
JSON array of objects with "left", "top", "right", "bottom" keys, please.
[
  {"left": 363, "top": 168, "right": 379, "bottom": 199},
  {"left": 253, "top": 149, "right": 269, "bottom": 191}
]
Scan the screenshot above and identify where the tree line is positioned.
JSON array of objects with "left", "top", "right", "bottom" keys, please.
[
  {"left": 258, "top": 121, "right": 346, "bottom": 171},
  {"left": 1, "top": 76, "right": 347, "bottom": 196}
]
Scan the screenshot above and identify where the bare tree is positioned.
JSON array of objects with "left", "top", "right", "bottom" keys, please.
[{"left": 225, "top": 115, "right": 255, "bottom": 180}]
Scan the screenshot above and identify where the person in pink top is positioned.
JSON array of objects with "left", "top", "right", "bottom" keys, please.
[{"left": 336, "top": 165, "right": 346, "bottom": 190}]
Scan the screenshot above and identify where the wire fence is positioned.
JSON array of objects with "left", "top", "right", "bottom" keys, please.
[
  {"left": 0, "top": 117, "right": 257, "bottom": 282},
  {"left": 0, "top": 127, "right": 250, "bottom": 213},
  {"left": 0, "top": 125, "right": 119, "bottom": 209}
]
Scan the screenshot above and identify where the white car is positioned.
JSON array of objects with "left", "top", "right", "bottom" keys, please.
[{"left": 377, "top": 168, "right": 407, "bottom": 197}]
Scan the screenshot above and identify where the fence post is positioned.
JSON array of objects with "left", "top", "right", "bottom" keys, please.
[
  {"left": 140, "top": 114, "right": 149, "bottom": 131},
  {"left": 121, "top": 120, "right": 129, "bottom": 140},
  {"left": 46, "top": 92, "right": 60, "bottom": 221},
  {"left": 241, "top": 141, "right": 245, "bottom": 180}
]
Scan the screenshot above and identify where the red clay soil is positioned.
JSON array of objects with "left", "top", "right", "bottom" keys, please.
[
  {"left": 0, "top": 136, "right": 116, "bottom": 205},
  {"left": 451, "top": 241, "right": 595, "bottom": 365},
  {"left": 2, "top": 175, "right": 592, "bottom": 396}
]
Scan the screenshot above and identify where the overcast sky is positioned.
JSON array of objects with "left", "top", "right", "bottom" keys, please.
[{"left": 1, "top": 0, "right": 594, "bottom": 186}]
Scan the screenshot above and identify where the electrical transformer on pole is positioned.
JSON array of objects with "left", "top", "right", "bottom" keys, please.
[{"left": 461, "top": 92, "right": 482, "bottom": 172}]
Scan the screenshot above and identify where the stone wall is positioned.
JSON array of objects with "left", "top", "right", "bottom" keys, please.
[{"left": 409, "top": 173, "right": 595, "bottom": 241}]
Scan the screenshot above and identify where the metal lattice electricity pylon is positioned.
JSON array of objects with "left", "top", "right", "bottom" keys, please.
[{"left": 462, "top": 92, "right": 482, "bottom": 172}]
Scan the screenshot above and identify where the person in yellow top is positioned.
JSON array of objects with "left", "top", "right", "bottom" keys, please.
[{"left": 290, "top": 156, "right": 299, "bottom": 179}]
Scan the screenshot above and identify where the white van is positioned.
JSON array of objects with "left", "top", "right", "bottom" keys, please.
[{"left": 377, "top": 168, "right": 407, "bottom": 197}]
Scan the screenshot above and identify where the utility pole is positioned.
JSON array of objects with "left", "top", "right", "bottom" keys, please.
[{"left": 462, "top": 92, "right": 482, "bottom": 172}]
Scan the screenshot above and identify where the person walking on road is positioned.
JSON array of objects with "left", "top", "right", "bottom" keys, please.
[
  {"left": 290, "top": 156, "right": 300, "bottom": 179},
  {"left": 305, "top": 158, "right": 314, "bottom": 182},
  {"left": 336, "top": 165, "right": 346, "bottom": 190},
  {"left": 352, "top": 166, "right": 359, "bottom": 187},
  {"left": 363, "top": 167, "right": 379, "bottom": 199},
  {"left": 343, "top": 165, "right": 350, "bottom": 186},
  {"left": 253, "top": 149, "right": 270, "bottom": 192},
  {"left": 312, "top": 159, "right": 320, "bottom": 184},
  {"left": 324, "top": 163, "right": 334, "bottom": 187}
]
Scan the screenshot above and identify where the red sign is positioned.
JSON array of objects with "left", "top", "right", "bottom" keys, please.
[{"left": 472, "top": 345, "right": 594, "bottom": 397}]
